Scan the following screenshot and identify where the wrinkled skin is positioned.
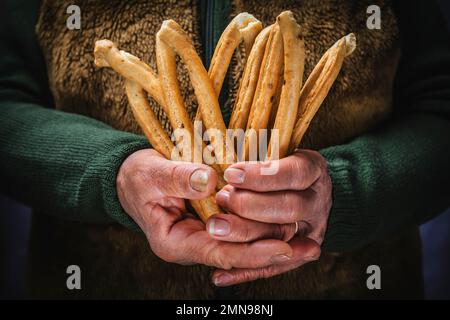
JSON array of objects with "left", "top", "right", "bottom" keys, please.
[
  {"left": 210, "top": 149, "right": 332, "bottom": 286},
  {"left": 117, "top": 149, "right": 332, "bottom": 286}
]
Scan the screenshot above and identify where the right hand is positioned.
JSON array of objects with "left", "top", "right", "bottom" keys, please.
[{"left": 116, "top": 149, "right": 294, "bottom": 270}]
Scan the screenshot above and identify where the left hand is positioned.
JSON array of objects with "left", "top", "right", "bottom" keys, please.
[{"left": 207, "top": 149, "right": 332, "bottom": 286}]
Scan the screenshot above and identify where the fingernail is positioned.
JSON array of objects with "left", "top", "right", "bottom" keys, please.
[
  {"left": 224, "top": 168, "right": 245, "bottom": 184},
  {"left": 215, "top": 190, "right": 230, "bottom": 206},
  {"left": 190, "top": 169, "right": 209, "bottom": 192},
  {"left": 213, "top": 273, "right": 233, "bottom": 286},
  {"left": 270, "top": 254, "right": 291, "bottom": 264},
  {"left": 208, "top": 218, "right": 230, "bottom": 236}
]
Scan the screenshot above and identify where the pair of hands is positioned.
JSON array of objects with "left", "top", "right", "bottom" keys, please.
[{"left": 117, "top": 148, "right": 332, "bottom": 286}]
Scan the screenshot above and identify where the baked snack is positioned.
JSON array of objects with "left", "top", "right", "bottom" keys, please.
[{"left": 94, "top": 10, "right": 356, "bottom": 222}]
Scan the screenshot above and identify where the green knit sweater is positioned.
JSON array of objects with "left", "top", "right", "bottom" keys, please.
[{"left": 0, "top": 0, "right": 449, "bottom": 252}]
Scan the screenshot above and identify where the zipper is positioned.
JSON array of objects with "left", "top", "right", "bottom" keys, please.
[{"left": 203, "top": 0, "right": 216, "bottom": 69}]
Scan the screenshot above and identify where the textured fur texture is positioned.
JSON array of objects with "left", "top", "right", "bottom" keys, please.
[{"left": 30, "top": 0, "right": 423, "bottom": 299}]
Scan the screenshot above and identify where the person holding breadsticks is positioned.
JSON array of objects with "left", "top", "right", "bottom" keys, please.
[{"left": 0, "top": 0, "right": 449, "bottom": 299}]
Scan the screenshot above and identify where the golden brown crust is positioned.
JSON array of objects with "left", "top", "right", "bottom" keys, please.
[
  {"left": 124, "top": 80, "right": 174, "bottom": 159},
  {"left": 267, "top": 11, "right": 304, "bottom": 160},
  {"left": 158, "top": 20, "right": 234, "bottom": 171},
  {"left": 289, "top": 33, "right": 356, "bottom": 152},
  {"left": 229, "top": 26, "right": 272, "bottom": 130},
  {"left": 208, "top": 13, "right": 262, "bottom": 96},
  {"left": 190, "top": 197, "right": 224, "bottom": 223},
  {"left": 194, "top": 13, "right": 262, "bottom": 141},
  {"left": 244, "top": 24, "right": 283, "bottom": 159},
  {"left": 125, "top": 80, "right": 223, "bottom": 220},
  {"left": 95, "top": 27, "right": 229, "bottom": 221},
  {"left": 193, "top": 13, "right": 262, "bottom": 179},
  {"left": 154, "top": 35, "right": 227, "bottom": 188},
  {"left": 155, "top": 35, "right": 195, "bottom": 161},
  {"left": 94, "top": 40, "right": 165, "bottom": 109}
]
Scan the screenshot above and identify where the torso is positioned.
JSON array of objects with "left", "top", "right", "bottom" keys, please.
[{"left": 29, "top": 0, "right": 423, "bottom": 299}]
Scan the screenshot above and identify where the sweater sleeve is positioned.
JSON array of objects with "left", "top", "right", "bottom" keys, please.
[
  {"left": 0, "top": 0, "right": 148, "bottom": 228},
  {"left": 321, "top": 0, "right": 450, "bottom": 251}
]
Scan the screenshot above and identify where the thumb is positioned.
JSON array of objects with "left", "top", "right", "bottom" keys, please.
[{"left": 151, "top": 153, "right": 218, "bottom": 199}]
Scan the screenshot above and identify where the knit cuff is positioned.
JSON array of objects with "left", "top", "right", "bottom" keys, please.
[
  {"left": 100, "top": 134, "right": 150, "bottom": 231},
  {"left": 320, "top": 150, "right": 363, "bottom": 252}
]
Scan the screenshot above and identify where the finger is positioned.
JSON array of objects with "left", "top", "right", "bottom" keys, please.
[
  {"left": 142, "top": 202, "right": 181, "bottom": 240},
  {"left": 206, "top": 213, "right": 297, "bottom": 242},
  {"left": 212, "top": 236, "right": 321, "bottom": 286},
  {"left": 144, "top": 202, "right": 295, "bottom": 269},
  {"left": 144, "top": 204, "right": 209, "bottom": 265},
  {"left": 146, "top": 151, "right": 218, "bottom": 199},
  {"left": 158, "top": 196, "right": 186, "bottom": 210},
  {"left": 197, "top": 238, "right": 294, "bottom": 269},
  {"left": 223, "top": 149, "right": 325, "bottom": 192},
  {"left": 216, "top": 186, "right": 317, "bottom": 224}
]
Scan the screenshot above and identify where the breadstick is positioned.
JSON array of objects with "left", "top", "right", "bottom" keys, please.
[
  {"left": 229, "top": 25, "right": 272, "bottom": 130},
  {"left": 155, "top": 36, "right": 227, "bottom": 188},
  {"left": 155, "top": 36, "right": 195, "bottom": 162},
  {"left": 96, "top": 40, "right": 225, "bottom": 221},
  {"left": 190, "top": 198, "right": 224, "bottom": 223},
  {"left": 96, "top": 39, "right": 226, "bottom": 189},
  {"left": 288, "top": 33, "right": 356, "bottom": 153},
  {"left": 194, "top": 13, "right": 262, "bottom": 127},
  {"left": 155, "top": 36, "right": 228, "bottom": 184},
  {"left": 157, "top": 20, "right": 234, "bottom": 171},
  {"left": 124, "top": 80, "right": 174, "bottom": 159},
  {"left": 94, "top": 40, "right": 165, "bottom": 109},
  {"left": 209, "top": 13, "right": 262, "bottom": 96},
  {"left": 193, "top": 14, "right": 261, "bottom": 182},
  {"left": 244, "top": 24, "right": 284, "bottom": 160},
  {"left": 266, "top": 11, "right": 304, "bottom": 160},
  {"left": 123, "top": 79, "right": 221, "bottom": 221},
  {"left": 267, "top": 68, "right": 284, "bottom": 131}
]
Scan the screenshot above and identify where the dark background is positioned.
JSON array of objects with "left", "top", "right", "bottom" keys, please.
[{"left": 1, "top": 2, "right": 450, "bottom": 299}]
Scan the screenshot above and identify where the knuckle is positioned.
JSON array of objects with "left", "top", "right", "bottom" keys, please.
[
  {"left": 308, "top": 150, "right": 327, "bottom": 177},
  {"left": 228, "top": 216, "right": 251, "bottom": 241},
  {"left": 163, "top": 163, "right": 194, "bottom": 195},
  {"left": 206, "top": 244, "right": 232, "bottom": 269},
  {"left": 259, "top": 267, "right": 275, "bottom": 279},
  {"left": 289, "top": 156, "right": 308, "bottom": 189},
  {"left": 282, "top": 193, "right": 302, "bottom": 222},
  {"left": 168, "top": 163, "right": 182, "bottom": 182},
  {"left": 172, "top": 163, "right": 192, "bottom": 179},
  {"left": 240, "top": 224, "right": 252, "bottom": 242},
  {"left": 232, "top": 190, "right": 245, "bottom": 215},
  {"left": 241, "top": 270, "right": 258, "bottom": 282},
  {"left": 291, "top": 151, "right": 324, "bottom": 189},
  {"left": 316, "top": 227, "right": 327, "bottom": 245}
]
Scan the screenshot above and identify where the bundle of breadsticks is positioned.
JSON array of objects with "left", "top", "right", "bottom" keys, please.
[{"left": 94, "top": 11, "right": 356, "bottom": 223}]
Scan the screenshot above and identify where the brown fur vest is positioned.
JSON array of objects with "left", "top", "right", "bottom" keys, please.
[{"left": 29, "top": 0, "right": 423, "bottom": 299}]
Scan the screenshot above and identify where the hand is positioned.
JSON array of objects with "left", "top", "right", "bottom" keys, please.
[
  {"left": 208, "top": 149, "right": 332, "bottom": 286},
  {"left": 116, "top": 149, "right": 294, "bottom": 269}
]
